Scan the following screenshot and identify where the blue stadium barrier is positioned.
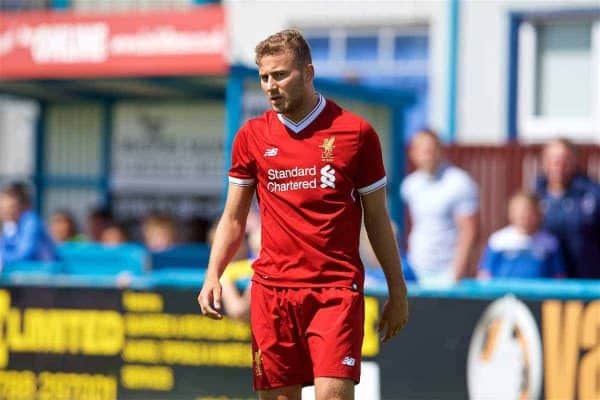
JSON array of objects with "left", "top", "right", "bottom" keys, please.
[
  {"left": 1, "top": 260, "right": 63, "bottom": 274},
  {"left": 149, "top": 243, "right": 210, "bottom": 270},
  {"left": 146, "top": 268, "right": 206, "bottom": 288},
  {"left": 1, "top": 254, "right": 599, "bottom": 300},
  {"left": 57, "top": 242, "right": 148, "bottom": 276},
  {"left": 1, "top": 261, "right": 64, "bottom": 286}
]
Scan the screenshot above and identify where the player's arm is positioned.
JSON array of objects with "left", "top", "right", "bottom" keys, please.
[
  {"left": 361, "top": 187, "right": 408, "bottom": 342},
  {"left": 198, "top": 184, "right": 255, "bottom": 319}
]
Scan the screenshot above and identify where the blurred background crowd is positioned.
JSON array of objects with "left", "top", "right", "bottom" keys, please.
[
  {"left": 1, "top": 129, "right": 597, "bottom": 293},
  {"left": 0, "top": 0, "right": 598, "bottom": 296}
]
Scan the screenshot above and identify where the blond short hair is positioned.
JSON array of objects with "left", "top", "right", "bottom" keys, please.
[
  {"left": 255, "top": 29, "right": 312, "bottom": 67},
  {"left": 509, "top": 191, "right": 540, "bottom": 213}
]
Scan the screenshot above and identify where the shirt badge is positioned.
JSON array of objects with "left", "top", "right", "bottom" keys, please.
[{"left": 319, "top": 137, "right": 335, "bottom": 162}]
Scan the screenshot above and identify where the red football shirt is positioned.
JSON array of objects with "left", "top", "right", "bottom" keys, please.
[{"left": 229, "top": 95, "right": 386, "bottom": 289}]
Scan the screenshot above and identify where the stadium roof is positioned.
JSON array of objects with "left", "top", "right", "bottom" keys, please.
[{"left": 0, "top": 76, "right": 226, "bottom": 101}]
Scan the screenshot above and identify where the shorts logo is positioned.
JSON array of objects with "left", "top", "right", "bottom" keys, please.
[
  {"left": 320, "top": 164, "right": 336, "bottom": 189},
  {"left": 264, "top": 148, "right": 278, "bottom": 157},
  {"left": 254, "top": 349, "right": 263, "bottom": 376},
  {"left": 319, "top": 137, "right": 335, "bottom": 162},
  {"left": 342, "top": 356, "right": 356, "bottom": 367}
]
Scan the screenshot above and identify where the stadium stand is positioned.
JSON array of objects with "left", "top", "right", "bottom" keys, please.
[{"left": 57, "top": 242, "right": 148, "bottom": 276}]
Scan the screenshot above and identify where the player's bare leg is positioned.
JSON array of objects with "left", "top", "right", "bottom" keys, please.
[
  {"left": 258, "top": 384, "right": 302, "bottom": 400},
  {"left": 314, "top": 377, "right": 354, "bottom": 400}
]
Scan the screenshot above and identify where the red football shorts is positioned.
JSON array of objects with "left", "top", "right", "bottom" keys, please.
[{"left": 250, "top": 281, "right": 364, "bottom": 391}]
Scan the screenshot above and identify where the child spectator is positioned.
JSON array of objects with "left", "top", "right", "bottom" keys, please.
[
  {"left": 215, "top": 215, "right": 261, "bottom": 322},
  {"left": 48, "top": 210, "right": 83, "bottom": 244},
  {"left": 141, "top": 213, "right": 178, "bottom": 252},
  {"left": 479, "top": 192, "right": 565, "bottom": 279},
  {"left": 100, "top": 222, "right": 128, "bottom": 246},
  {"left": 85, "top": 207, "right": 113, "bottom": 242}
]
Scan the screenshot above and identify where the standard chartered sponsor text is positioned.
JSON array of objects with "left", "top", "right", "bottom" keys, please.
[{"left": 267, "top": 165, "right": 317, "bottom": 193}]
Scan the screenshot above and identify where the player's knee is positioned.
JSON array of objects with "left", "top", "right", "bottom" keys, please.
[{"left": 314, "top": 377, "right": 354, "bottom": 400}]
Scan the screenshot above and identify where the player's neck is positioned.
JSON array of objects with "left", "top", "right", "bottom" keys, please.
[{"left": 283, "top": 92, "right": 319, "bottom": 123}]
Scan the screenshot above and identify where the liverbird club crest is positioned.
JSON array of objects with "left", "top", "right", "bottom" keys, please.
[{"left": 319, "top": 137, "right": 335, "bottom": 162}]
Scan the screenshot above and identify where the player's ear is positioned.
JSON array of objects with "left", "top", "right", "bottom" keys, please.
[{"left": 303, "top": 63, "right": 315, "bottom": 82}]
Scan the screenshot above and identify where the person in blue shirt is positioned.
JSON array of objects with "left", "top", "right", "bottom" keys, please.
[
  {"left": 535, "top": 138, "right": 600, "bottom": 279},
  {"left": 0, "top": 182, "right": 57, "bottom": 267},
  {"left": 479, "top": 191, "right": 565, "bottom": 279}
]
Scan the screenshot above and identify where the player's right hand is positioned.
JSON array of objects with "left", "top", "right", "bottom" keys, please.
[{"left": 198, "top": 277, "right": 223, "bottom": 320}]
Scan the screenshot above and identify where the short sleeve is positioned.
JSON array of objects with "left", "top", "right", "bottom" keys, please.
[
  {"left": 228, "top": 123, "right": 256, "bottom": 187},
  {"left": 355, "top": 121, "right": 387, "bottom": 195},
  {"left": 400, "top": 178, "right": 409, "bottom": 202},
  {"left": 453, "top": 173, "right": 479, "bottom": 216}
]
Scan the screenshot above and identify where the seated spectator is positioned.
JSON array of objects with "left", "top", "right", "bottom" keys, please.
[
  {"left": 48, "top": 210, "right": 83, "bottom": 244},
  {"left": 85, "top": 207, "right": 113, "bottom": 242},
  {"left": 220, "top": 256, "right": 253, "bottom": 321},
  {"left": 401, "top": 129, "right": 479, "bottom": 286},
  {"left": 142, "top": 213, "right": 178, "bottom": 252},
  {"left": 534, "top": 138, "right": 600, "bottom": 279},
  {"left": 100, "top": 222, "right": 128, "bottom": 246},
  {"left": 479, "top": 192, "right": 565, "bottom": 279},
  {"left": 218, "top": 224, "right": 261, "bottom": 322},
  {"left": 0, "top": 182, "right": 57, "bottom": 265}
]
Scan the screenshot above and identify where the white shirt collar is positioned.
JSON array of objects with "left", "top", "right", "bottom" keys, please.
[{"left": 277, "top": 93, "right": 326, "bottom": 134}]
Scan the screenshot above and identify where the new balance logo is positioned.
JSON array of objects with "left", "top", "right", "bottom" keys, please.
[
  {"left": 342, "top": 356, "right": 356, "bottom": 367},
  {"left": 264, "top": 148, "right": 278, "bottom": 157},
  {"left": 320, "top": 164, "right": 335, "bottom": 189}
]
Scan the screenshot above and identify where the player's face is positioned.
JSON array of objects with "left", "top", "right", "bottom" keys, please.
[{"left": 258, "top": 51, "right": 313, "bottom": 119}]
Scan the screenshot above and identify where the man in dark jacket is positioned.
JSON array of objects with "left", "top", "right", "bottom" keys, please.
[{"left": 535, "top": 139, "right": 600, "bottom": 279}]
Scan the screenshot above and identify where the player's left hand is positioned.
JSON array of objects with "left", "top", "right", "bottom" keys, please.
[{"left": 378, "top": 295, "right": 409, "bottom": 343}]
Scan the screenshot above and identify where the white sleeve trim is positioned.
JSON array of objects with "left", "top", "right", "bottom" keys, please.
[
  {"left": 229, "top": 176, "right": 256, "bottom": 186},
  {"left": 357, "top": 176, "right": 387, "bottom": 195}
]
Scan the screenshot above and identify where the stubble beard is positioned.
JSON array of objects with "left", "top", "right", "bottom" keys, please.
[{"left": 273, "top": 95, "right": 301, "bottom": 116}]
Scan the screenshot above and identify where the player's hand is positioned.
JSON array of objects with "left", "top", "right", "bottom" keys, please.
[
  {"left": 378, "top": 295, "right": 408, "bottom": 343},
  {"left": 198, "top": 276, "right": 223, "bottom": 320}
]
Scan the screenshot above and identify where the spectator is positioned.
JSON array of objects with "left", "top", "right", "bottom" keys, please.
[
  {"left": 535, "top": 138, "right": 600, "bottom": 279},
  {"left": 401, "top": 129, "right": 479, "bottom": 286},
  {"left": 85, "top": 207, "right": 113, "bottom": 242},
  {"left": 99, "top": 222, "right": 128, "bottom": 246},
  {"left": 218, "top": 217, "right": 261, "bottom": 322},
  {"left": 479, "top": 191, "right": 565, "bottom": 279},
  {"left": 219, "top": 238, "right": 254, "bottom": 322},
  {"left": 141, "top": 213, "right": 178, "bottom": 252},
  {"left": 0, "top": 182, "right": 57, "bottom": 265},
  {"left": 48, "top": 210, "right": 83, "bottom": 244}
]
